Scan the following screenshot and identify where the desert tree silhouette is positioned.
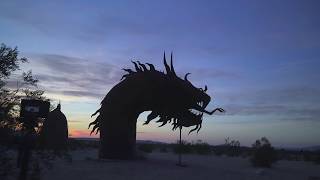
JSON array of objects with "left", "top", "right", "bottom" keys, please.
[
  {"left": 0, "top": 43, "right": 48, "bottom": 143},
  {"left": 0, "top": 43, "right": 50, "bottom": 180}
]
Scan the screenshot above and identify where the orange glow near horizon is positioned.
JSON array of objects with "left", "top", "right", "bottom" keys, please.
[
  {"left": 69, "top": 129, "right": 99, "bottom": 138},
  {"left": 68, "top": 128, "right": 176, "bottom": 143}
]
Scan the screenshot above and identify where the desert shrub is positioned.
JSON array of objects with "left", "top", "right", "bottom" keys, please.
[
  {"left": 193, "top": 140, "right": 212, "bottom": 155},
  {"left": 224, "top": 137, "right": 241, "bottom": 156},
  {"left": 138, "top": 143, "right": 155, "bottom": 153},
  {"left": 173, "top": 140, "right": 193, "bottom": 154},
  {"left": 251, "top": 137, "right": 277, "bottom": 168}
]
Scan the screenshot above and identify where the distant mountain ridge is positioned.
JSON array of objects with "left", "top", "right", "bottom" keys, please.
[{"left": 71, "top": 138, "right": 320, "bottom": 151}]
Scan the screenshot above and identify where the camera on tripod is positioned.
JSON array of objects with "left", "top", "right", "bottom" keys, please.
[{"left": 19, "top": 99, "right": 50, "bottom": 128}]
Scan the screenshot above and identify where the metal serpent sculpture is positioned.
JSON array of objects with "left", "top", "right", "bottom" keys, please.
[{"left": 89, "top": 52, "right": 224, "bottom": 159}]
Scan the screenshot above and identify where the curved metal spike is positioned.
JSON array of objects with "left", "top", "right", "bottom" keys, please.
[
  {"left": 172, "top": 118, "right": 177, "bottom": 125},
  {"left": 88, "top": 119, "right": 97, "bottom": 129},
  {"left": 95, "top": 127, "right": 100, "bottom": 135},
  {"left": 88, "top": 114, "right": 101, "bottom": 128},
  {"left": 90, "top": 123, "right": 100, "bottom": 135},
  {"left": 88, "top": 123, "right": 95, "bottom": 129},
  {"left": 170, "top": 52, "right": 177, "bottom": 76},
  {"left": 184, "top": 73, "right": 191, "bottom": 81},
  {"left": 137, "top": 61, "right": 148, "bottom": 71},
  {"left": 91, "top": 108, "right": 100, "bottom": 117},
  {"left": 163, "top": 52, "right": 171, "bottom": 75},
  {"left": 122, "top": 68, "right": 134, "bottom": 74},
  {"left": 172, "top": 120, "right": 180, "bottom": 130},
  {"left": 172, "top": 123, "right": 177, "bottom": 131},
  {"left": 120, "top": 74, "right": 128, "bottom": 80},
  {"left": 197, "top": 123, "right": 202, "bottom": 133},
  {"left": 132, "top": 61, "right": 142, "bottom": 72},
  {"left": 156, "top": 116, "right": 165, "bottom": 122},
  {"left": 204, "top": 85, "right": 208, "bottom": 92},
  {"left": 146, "top": 63, "right": 156, "bottom": 71},
  {"left": 158, "top": 120, "right": 168, "bottom": 127},
  {"left": 188, "top": 124, "right": 199, "bottom": 134},
  {"left": 172, "top": 124, "right": 179, "bottom": 131},
  {"left": 143, "top": 111, "right": 158, "bottom": 125},
  {"left": 158, "top": 115, "right": 171, "bottom": 126},
  {"left": 141, "top": 64, "right": 148, "bottom": 71}
]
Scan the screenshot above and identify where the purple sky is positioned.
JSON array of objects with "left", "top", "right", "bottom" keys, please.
[{"left": 1, "top": 0, "right": 319, "bottom": 147}]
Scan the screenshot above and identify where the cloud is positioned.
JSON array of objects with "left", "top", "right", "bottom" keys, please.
[
  {"left": 253, "top": 87, "right": 320, "bottom": 105},
  {"left": 220, "top": 87, "right": 320, "bottom": 122},
  {"left": 0, "top": 1, "right": 163, "bottom": 43},
  {"left": 61, "top": 90, "right": 104, "bottom": 98},
  {"left": 9, "top": 52, "right": 238, "bottom": 103},
  {"left": 225, "top": 103, "right": 320, "bottom": 117},
  {"left": 24, "top": 54, "right": 124, "bottom": 100}
]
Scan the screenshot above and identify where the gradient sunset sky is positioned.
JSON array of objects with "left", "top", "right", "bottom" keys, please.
[{"left": 1, "top": 0, "right": 319, "bottom": 147}]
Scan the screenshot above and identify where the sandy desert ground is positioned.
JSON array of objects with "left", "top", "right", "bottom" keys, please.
[{"left": 21, "top": 148, "right": 318, "bottom": 180}]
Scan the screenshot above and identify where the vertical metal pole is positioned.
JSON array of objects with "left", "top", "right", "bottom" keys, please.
[
  {"left": 19, "top": 129, "right": 31, "bottom": 180},
  {"left": 178, "top": 126, "right": 182, "bottom": 165},
  {"left": 176, "top": 126, "right": 186, "bottom": 167},
  {"left": 18, "top": 116, "right": 35, "bottom": 180}
]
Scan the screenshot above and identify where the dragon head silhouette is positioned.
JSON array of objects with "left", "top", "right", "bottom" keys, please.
[{"left": 126, "top": 52, "right": 224, "bottom": 133}]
